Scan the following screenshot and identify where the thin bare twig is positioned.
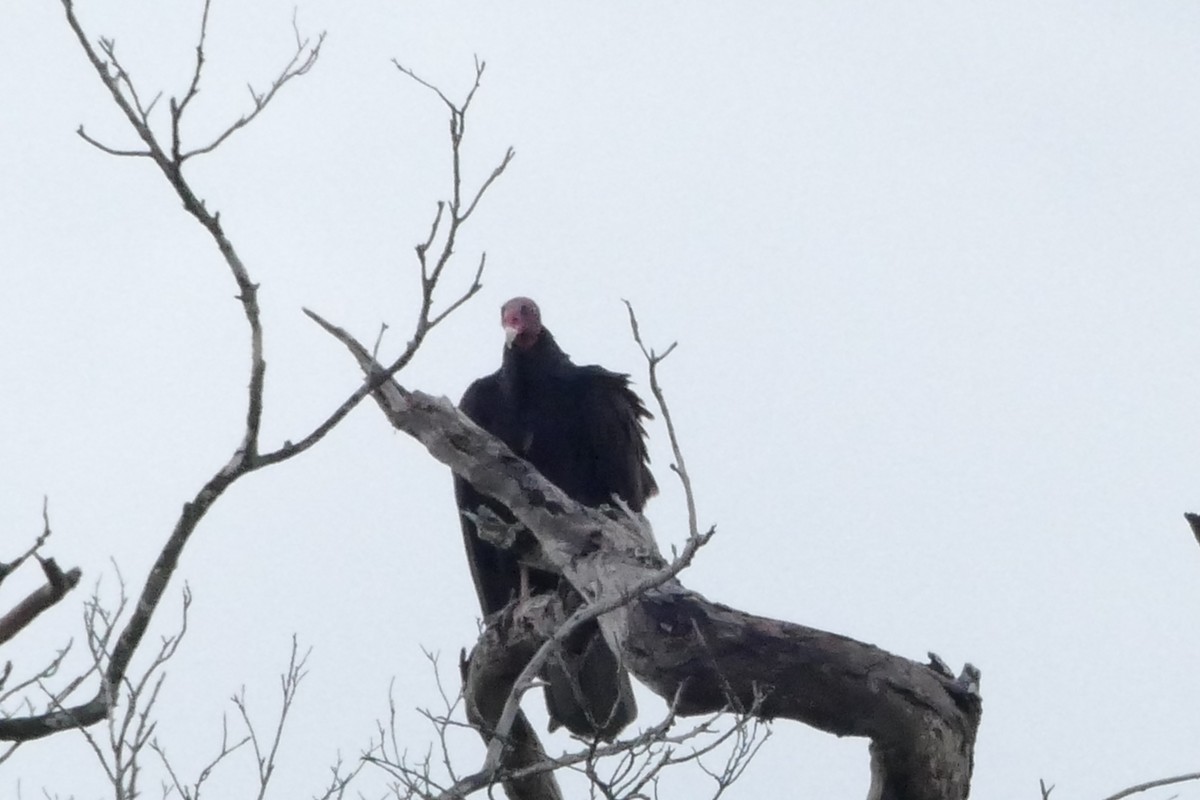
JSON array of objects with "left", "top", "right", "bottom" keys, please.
[
  {"left": 623, "top": 301, "right": 699, "bottom": 546},
  {"left": 0, "top": 501, "right": 81, "bottom": 646},
  {"left": 150, "top": 640, "right": 306, "bottom": 800},
  {"left": 0, "top": 497, "right": 57, "bottom": 585},
  {"left": 180, "top": 23, "right": 325, "bottom": 160},
  {"left": 369, "top": 663, "right": 766, "bottom": 800},
  {"left": 313, "top": 750, "right": 370, "bottom": 800},
  {"left": 152, "top": 711, "right": 252, "bottom": 800},
  {"left": 74, "top": 127, "right": 153, "bottom": 157},
  {"left": 172, "top": 0, "right": 211, "bottom": 120},
  {"left": 260, "top": 60, "right": 512, "bottom": 469}
]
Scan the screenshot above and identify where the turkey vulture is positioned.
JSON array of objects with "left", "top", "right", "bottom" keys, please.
[{"left": 454, "top": 296, "right": 657, "bottom": 739}]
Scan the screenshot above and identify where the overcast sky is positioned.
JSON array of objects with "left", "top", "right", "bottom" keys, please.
[{"left": 4, "top": 1, "right": 1200, "bottom": 798}]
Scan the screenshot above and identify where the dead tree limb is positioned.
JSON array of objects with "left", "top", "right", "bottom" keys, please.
[
  {"left": 0, "top": 559, "right": 82, "bottom": 648},
  {"left": 0, "top": 501, "right": 81, "bottom": 647},
  {"left": 308, "top": 311, "right": 983, "bottom": 800}
]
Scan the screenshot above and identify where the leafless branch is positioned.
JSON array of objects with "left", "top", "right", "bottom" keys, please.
[
  {"left": 179, "top": 20, "right": 324, "bottom": 160},
  {"left": 366, "top": 649, "right": 767, "bottom": 800},
  {"left": 230, "top": 634, "right": 311, "bottom": 800},
  {"left": 421, "top": 650, "right": 465, "bottom": 785},
  {"left": 0, "top": 559, "right": 82, "bottom": 649},
  {"left": 152, "top": 711, "right": 252, "bottom": 800},
  {"left": 1099, "top": 772, "right": 1200, "bottom": 800},
  {"left": 148, "top": 639, "right": 307, "bottom": 800},
  {"left": 0, "top": 502, "right": 81, "bottom": 646},
  {"left": 460, "top": 150, "right": 515, "bottom": 224},
  {"left": 0, "top": 645, "right": 73, "bottom": 725},
  {"left": 392, "top": 60, "right": 458, "bottom": 113},
  {"left": 0, "top": 499, "right": 58, "bottom": 585},
  {"left": 172, "top": 0, "right": 211, "bottom": 122},
  {"left": 394, "top": 58, "right": 512, "bottom": 340},
  {"left": 96, "top": 34, "right": 156, "bottom": 131},
  {"left": 623, "top": 301, "right": 698, "bottom": 547},
  {"left": 74, "top": 126, "right": 154, "bottom": 157},
  {"left": 259, "top": 60, "right": 512, "bottom": 469},
  {"left": 36, "top": 579, "right": 190, "bottom": 799},
  {"left": 313, "top": 749, "right": 371, "bottom": 800}
]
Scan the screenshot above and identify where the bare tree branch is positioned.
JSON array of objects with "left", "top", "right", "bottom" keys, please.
[
  {"left": 179, "top": 19, "right": 324, "bottom": 160},
  {"left": 0, "top": 498, "right": 59, "bottom": 586},
  {"left": 1099, "top": 772, "right": 1200, "bottom": 800},
  {"left": 231, "top": 635, "right": 310, "bottom": 800},
  {"left": 367, "top": 635, "right": 767, "bottom": 800},
  {"left": 42, "top": 580, "right": 191, "bottom": 799},
  {"left": 171, "top": 0, "right": 211, "bottom": 123},
  {"left": 152, "top": 711, "right": 252, "bottom": 800},
  {"left": 255, "top": 60, "right": 510, "bottom": 470},
  {"left": 74, "top": 126, "right": 154, "bottom": 157},
  {"left": 622, "top": 303, "right": 695, "bottom": 541},
  {"left": 0, "top": 501, "right": 81, "bottom": 646},
  {"left": 0, "top": 560, "right": 83, "bottom": 649}
]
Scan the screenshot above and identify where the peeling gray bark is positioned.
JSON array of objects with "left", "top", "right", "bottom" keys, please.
[{"left": 312, "top": 312, "right": 983, "bottom": 800}]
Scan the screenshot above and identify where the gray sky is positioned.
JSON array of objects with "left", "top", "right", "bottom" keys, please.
[{"left": 4, "top": 1, "right": 1200, "bottom": 797}]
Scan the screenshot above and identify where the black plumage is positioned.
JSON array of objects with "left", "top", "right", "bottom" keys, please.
[{"left": 454, "top": 296, "right": 656, "bottom": 739}]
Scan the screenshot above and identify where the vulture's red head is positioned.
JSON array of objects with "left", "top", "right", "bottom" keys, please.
[{"left": 501, "top": 296, "right": 543, "bottom": 350}]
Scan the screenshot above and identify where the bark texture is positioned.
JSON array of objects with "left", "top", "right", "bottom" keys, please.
[{"left": 313, "top": 313, "right": 983, "bottom": 800}]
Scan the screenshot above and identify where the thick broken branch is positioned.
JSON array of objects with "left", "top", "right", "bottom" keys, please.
[
  {"left": 310, "top": 311, "right": 983, "bottom": 800},
  {"left": 0, "top": 559, "right": 82, "bottom": 647},
  {"left": 0, "top": 501, "right": 81, "bottom": 646}
]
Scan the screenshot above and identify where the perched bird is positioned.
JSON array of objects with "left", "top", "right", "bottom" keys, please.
[{"left": 454, "top": 296, "right": 657, "bottom": 739}]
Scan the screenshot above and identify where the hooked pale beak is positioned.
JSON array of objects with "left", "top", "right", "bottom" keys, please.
[{"left": 504, "top": 324, "right": 519, "bottom": 347}]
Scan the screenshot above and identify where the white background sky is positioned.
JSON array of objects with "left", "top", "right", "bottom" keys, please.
[{"left": 3, "top": 1, "right": 1200, "bottom": 798}]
